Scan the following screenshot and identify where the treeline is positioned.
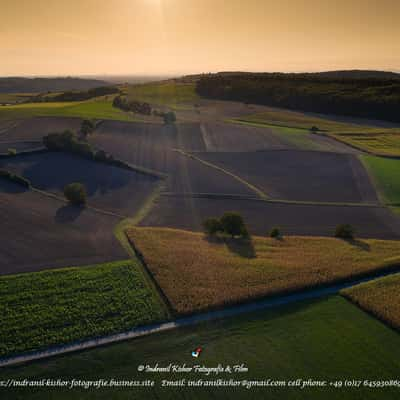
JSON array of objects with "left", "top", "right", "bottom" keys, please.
[
  {"left": 113, "top": 95, "right": 176, "bottom": 123},
  {"left": 196, "top": 72, "right": 400, "bottom": 122},
  {"left": 113, "top": 95, "right": 152, "bottom": 115},
  {"left": 0, "top": 169, "right": 31, "bottom": 188},
  {"left": 31, "top": 86, "right": 119, "bottom": 102},
  {"left": 43, "top": 130, "right": 135, "bottom": 170}
]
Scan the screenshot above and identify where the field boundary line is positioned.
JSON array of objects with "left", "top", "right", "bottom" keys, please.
[
  {"left": 160, "top": 191, "right": 384, "bottom": 208},
  {"left": 172, "top": 148, "right": 269, "bottom": 200},
  {"left": 31, "top": 187, "right": 127, "bottom": 219},
  {"left": 226, "top": 117, "right": 324, "bottom": 132},
  {"left": 3, "top": 266, "right": 400, "bottom": 368},
  {"left": 113, "top": 180, "right": 172, "bottom": 318}
]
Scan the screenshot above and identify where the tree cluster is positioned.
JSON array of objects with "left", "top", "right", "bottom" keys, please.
[
  {"left": 31, "top": 86, "right": 119, "bottom": 102},
  {"left": 112, "top": 96, "right": 152, "bottom": 115},
  {"left": 203, "top": 212, "right": 249, "bottom": 238}
]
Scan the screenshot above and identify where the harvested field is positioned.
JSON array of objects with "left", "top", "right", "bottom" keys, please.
[
  {"left": 0, "top": 152, "right": 159, "bottom": 216},
  {"left": 341, "top": 273, "right": 400, "bottom": 331},
  {"left": 127, "top": 227, "right": 400, "bottom": 314},
  {"left": 90, "top": 121, "right": 254, "bottom": 196},
  {"left": 90, "top": 120, "right": 206, "bottom": 170},
  {"left": 0, "top": 116, "right": 82, "bottom": 142},
  {"left": 0, "top": 140, "right": 42, "bottom": 153},
  {"left": 0, "top": 259, "right": 166, "bottom": 358},
  {"left": 195, "top": 150, "right": 379, "bottom": 203},
  {"left": 0, "top": 180, "right": 125, "bottom": 274},
  {"left": 199, "top": 121, "right": 293, "bottom": 151},
  {"left": 141, "top": 196, "right": 400, "bottom": 239}
]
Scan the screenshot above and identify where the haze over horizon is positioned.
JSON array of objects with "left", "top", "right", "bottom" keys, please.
[{"left": 1, "top": 0, "right": 399, "bottom": 77}]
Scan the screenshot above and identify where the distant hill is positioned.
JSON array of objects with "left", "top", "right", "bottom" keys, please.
[{"left": 0, "top": 77, "right": 111, "bottom": 93}]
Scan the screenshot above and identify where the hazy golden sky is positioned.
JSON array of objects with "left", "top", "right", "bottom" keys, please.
[{"left": 1, "top": 0, "right": 399, "bottom": 76}]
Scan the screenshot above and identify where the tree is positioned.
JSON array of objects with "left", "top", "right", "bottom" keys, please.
[
  {"left": 203, "top": 218, "right": 223, "bottom": 236},
  {"left": 64, "top": 183, "right": 87, "bottom": 206},
  {"left": 220, "top": 212, "right": 248, "bottom": 238},
  {"left": 163, "top": 111, "right": 176, "bottom": 124},
  {"left": 270, "top": 227, "right": 281, "bottom": 239},
  {"left": 81, "top": 119, "right": 95, "bottom": 136},
  {"left": 335, "top": 224, "right": 355, "bottom": 239}
]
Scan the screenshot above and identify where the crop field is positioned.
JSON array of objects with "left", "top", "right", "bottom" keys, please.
[
  {"left": 361, "top": 155, "right": 400, "bottom": 206},
  {"left": 0, "top": 259, "right": 166, "bottom": 358},
  {"left": 0, "top": 99, "right": 134, "bottom": 122},
  {"left": 341, "top": 273, "right": 400, "bottom": 332},
  {"left": 127, "top": 227, "right": 400, "bottom": 314},
  {"left": 141, "top": 196, "right": 400, "bottom": 239},
  {"left": 195, "top": 150, "right": 378, "bottom": 203},
  {"left": 0, "top": 152, "right": 160, "bottom": 216},
  {"left": 2, "top": 296, "right": 400, "bottom": 400},
  {"left": 0, "top": 116, "right": 82, "bottom": 142},
  {"left": 331, "top": 132, "right": 400, "bottom": 157},
  {"left": 0, "top": 180, "right": 125, "bottom": 274},
  {"left": 123, "top": 81, "right": 199, "bottom": 108}
]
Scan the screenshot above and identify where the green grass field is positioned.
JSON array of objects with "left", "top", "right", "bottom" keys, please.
[
  {"left": 123, "top": 81, "right": 199, "bottom": 109},
  {"left": 361, "top": 155, "right": 400, "bottom": 206},
  {"left": 0, "top": 98, "right": 135, "bottom": 121},
  {"left": 0, "top": 260, "right": 167, "bottom": 358},
  {"left": 2, "top": 296, "right": 400, "bottom": 399}
]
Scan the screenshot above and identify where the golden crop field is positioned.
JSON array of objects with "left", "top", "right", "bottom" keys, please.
[
  {"left": 127, "top": 227, "right": 400, "bottom": 315},
  {"left": 341, "top": 273, "right": 400, "bottom": 330}
]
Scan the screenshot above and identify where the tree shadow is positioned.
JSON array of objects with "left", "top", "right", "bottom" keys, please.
[
  {"left": 4, "top": 152, "right": 135, "bottom": 197},
  {"left": 0, "top": 179, "right": 29, "bottom": 194},
  {"left": 55, "top": 204, "right": 84, "bottom": 223},
  {"left": 344, "top": 238, "right": 371, "bottom": 251},
  {"left": 204, "top": 234, "right": 256, "bottom": 258}
]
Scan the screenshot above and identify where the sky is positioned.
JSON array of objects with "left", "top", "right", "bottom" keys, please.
[{"left": 1, "top": 0, "right": 399, "bottom": 76}]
